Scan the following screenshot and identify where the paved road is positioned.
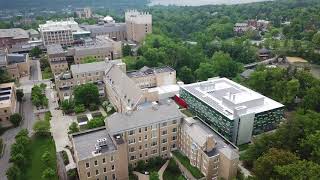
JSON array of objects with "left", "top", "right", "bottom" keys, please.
[{"left": 0, "top": 60, "right": 42, "bottom": 180}]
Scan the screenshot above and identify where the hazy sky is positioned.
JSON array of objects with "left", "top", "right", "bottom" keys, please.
[{"left": 149, "top": 0, "right": 269, "bottom": 6}]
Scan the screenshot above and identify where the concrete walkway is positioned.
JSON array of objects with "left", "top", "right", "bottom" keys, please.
[
  {"left": 158, "top": 160, "right": 169, "bottom": 180},
  {"left": 133, "top": 171, "right": 149, "bottom": 180},
  {"left": 239, "top": 162, "right": 252, "bottom": 177}
]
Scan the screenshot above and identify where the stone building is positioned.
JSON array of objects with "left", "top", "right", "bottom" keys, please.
[
  {"left": 0, "top": 52, "right": 30, "bottom": 79},
  {"left": 0, "top": 82, "right": 17, "bottom": 127},
  {"left": 0, "top": 28, "right": 29, "bottom": 50},
  {"left": 47, "top": 44, "right": 69, "bottom": 75},
  {"left": 125, "top": 10, "right": 152, "bottom": 42}
]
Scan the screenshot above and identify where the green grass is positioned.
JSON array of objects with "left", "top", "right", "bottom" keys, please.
[
  {"left": 172, "top": 151, "right": 204, "bottom": 179},
  {"left": 42, "top": 67, "right": 53, "bottom": 79},
  {"left": 181, "top": 109, "right": 193, "bottom": 117},
  {"left": 26, "top": 135, "right": 58, "bottom": 180},
  {"left": 163, "top": 159, "right": 184, "bottom": 180},
  {"left": 238, "top": 143, "right": 250, "bottom": 151}
]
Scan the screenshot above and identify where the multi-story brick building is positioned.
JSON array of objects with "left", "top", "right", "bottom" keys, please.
[
  {"left": 125, "top": 10, "right": 152, "bottom": 42},
  {"left": 179, "top": 77, "right": 284, "bottom": 145},
  {"left": 80, "top": 23, "right": 127, "bottom": 41},
  {"left": 0, "top": 52, "right": 30, "bottom": 80},
  {"left": 71, "top": 102, "right": 239, "bottom": 180},
  {"left": 0, "top": 82, "right": 17, "bottom": 127},
  {"left": 0, "top": 28, "right": 29, "bottom": 50},
  {"left": 68, "top": 36, "right": 122, "bottom": 64},
  {"left": 47, "top": 44, "right": 69, "bottom": 75},
  {"left": 39, "top": 19, "right": 90, "bottom": 46}
]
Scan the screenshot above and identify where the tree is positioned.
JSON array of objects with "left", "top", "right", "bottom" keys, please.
[
  {"left": 40, "top": 55, "right": 50, "bottom": 70},
  {"left": 253, "top": 148, "right": 300, "bottom": 180},
  {"left": 60, "top": 99, "right": 75, "bottom": 114},
  {"left": 178, "top": 66, "right": 195, "bottom": 84},
  {"left": 41, "top": 151, "right": 51, "bottom": 164},
  {"left": 303, "top": 87, "right": 320, "bottom": 112},
  {"left": 29, "top": 47, "right": 42, "bottom": 57},
  {"left": 31, "top": 84, "right": 48, "bottom": 108},
  {"left": 10, "top": 153, "right": 27, "bottom": 168},
  {"left": 211, "top": 51, "right": 242, "bottom": 78},
  {"left": 0, "top": 68, "right": 12, "bottom": 84},
  {"left": 312, "top": 32, "right": 320, "bottom": 49},
  {"left": 6, "top": 165, "right": 21, "bottom": 180},
  {"left": 42, "top": 167, "right": 55, "bottom": 180},
  {"left": 16, "top": 89, "right": 24, "bottom": 102},
  {"left": 276, "top": 160, "right": 320, "bottom": 179},
  {"left": 74, "top": 104, "right": 85, "bottom": 114},
  {"left": 68, "top": 122, "right": 80, "bottom": 134},
  {"left": 9, "top": 113, "right": 22, "bottom": 127},
  {"left": 74, "top": 83, "right": 100, "bottom": 108},
  {"left": 195, "top": 63, "right": 215, "bottom": 81},
  {"left": 122, "top": 44, "right": 132, "bottom": 56},
  {"left": 284, "top": 79, "right": 300, "bottom": 107},
  {"left": 149, "top": 171, "right": 160, "bottom": 180},
  {"left": 300, "top": 131, "right": 320, "bottom": 163},
  {"left": 135, "top": 160, "right": 146, "bottom": 172},
  {"left": 33, "top": 120, "right": 50, "bottom": 136}
]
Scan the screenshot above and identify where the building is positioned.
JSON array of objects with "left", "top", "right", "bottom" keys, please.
[
  {"left": 55, "top": 60, "right": 124, "bottom": 100},
  {"left": 27, "top": 29, "right": 40, "bottom": 41},
  {"left": 39, "top": 18, "right": 90, "bottom": 46},
  {"left": 72, "top": 127, "right": 129, "bottom": 180},
  {"left": 258, "top": 48, "right": 271, "bottom": 60},
  {"left": 286, "top": 56, "right": 310, "bottom": 71},
  {"left": 80, "top": 23, "right": 127, "bottom": 41},
  {"left": 125, "top": 10, "right": 152, "bottom": 42},
  {"left": 71, "top": 102, "right": 239, "bottom": 180},
  {"left": 105, "top": 64, "right": 179, "bottom": 113},
  {"left": 180, "top": 77, "right": 284, "bottom": 145},
  {"left": 0, "top": 28, "right": 29, "bottom": 50},
  {"left": 47, "top": 44, "right": 69, "bottom": 75},
  {"left": 68, "top": 36, "right": 122, "bottom": 64},
  {"left": 179, "top": 117, "right": 239, "bottom": 180},
  {"left": 0, "top": 82, "right": 17, "bottom": 127},
  {"left": 0, "top": 52, "right": 30, "bottom": 79},
  {"left": 76, "top": 7, "right": 92, "bottom": 19}
]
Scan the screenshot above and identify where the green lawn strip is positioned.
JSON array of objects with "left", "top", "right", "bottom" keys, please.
[
  {"left": 42, "top": 67, "right": 53, "bottom": 79},
  {"left": 172, "top": 151, "right": 204, "bottom": 178},
  {"left": 26, "top": 135, "right": 58, "bottom": 180},
  {"left": 163, "top": 159, "right": 181, "bottom": 180}
]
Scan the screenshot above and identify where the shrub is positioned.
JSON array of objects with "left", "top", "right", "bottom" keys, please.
[
  {"left": 68, "top": 122, "right": 79, "bottom": 134},
  {"left": 44, "top": 112, "right": 52, "bottom": 121},
  {"left": 88, "top": 103, "right": 99, "bottom": 111},
  {"left": 67, "top": 168, "right": 77, "bottom": 180},
  {"left": 61, "top": 99, "right": 75, "bottom": 114},
  {"left": 9, "top": 113, "right": 22, "bottom": 127},
  {"left": 16, "top": 89, "right": 24, "bottom": 102},
  {"left": 41, "top": 151, "right": 51, "bottom": 164},
  {"left": 61, "top": 150, "right": 69, "bottom": 165},
  {"left": 136, "top": 160, "right": 146, "bottom": 172},
  {"left": 42, "top": 167, "right": 55, "bottom": 179},
  {"left": 86, "top": 117, "right": 105, "bottom": 129},
  {"left": 74, "top": 104, "right": 85, "bottom": 114},
  {"left": 150, "top": 171, "right": 160, "bottom": 180},
  {"left": 33, "top": 120, "right": 50, "bottom": 136}
]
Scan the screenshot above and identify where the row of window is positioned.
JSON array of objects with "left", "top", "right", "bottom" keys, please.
[
  {"left": 87, "top": 172, "right": 116, "bottom": 180},
  {"left": 128, "top": 122, "right": 177, "bottom": 136},
  {"left": 85, "top": 156, "right": 114, "bottom": 168}
]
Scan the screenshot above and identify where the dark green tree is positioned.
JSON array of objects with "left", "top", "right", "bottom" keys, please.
[
  {"left": 74, "top": 83, "right": 100, "bottom": 108},
  {"left": 9, "top": 113, "right": 22, "bottom": 127}
]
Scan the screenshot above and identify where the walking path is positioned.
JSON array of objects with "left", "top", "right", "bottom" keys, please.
[
  {"left": 158, "top": 160, "right": 169, "bottom": 180},
  {"left": 133, "top": 171, "right": 149, "bottom": 180}
]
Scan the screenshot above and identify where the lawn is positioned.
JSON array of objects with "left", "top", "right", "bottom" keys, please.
[
  {"left": 172, "top": 151, "right": 204, "bottom": 179},
  {"left": 25, "top": 135, "right": 58, "bottom": 180},
  {"left": 42, "top": 67, "right": 53, "bottom": 79},
  {"left": 163, "top": 159, "right": 186, "bottom": 180}
]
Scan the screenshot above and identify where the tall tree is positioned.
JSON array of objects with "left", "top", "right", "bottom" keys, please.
[{"left": 73, "top": 83, "right": 100, "bottom": 108}]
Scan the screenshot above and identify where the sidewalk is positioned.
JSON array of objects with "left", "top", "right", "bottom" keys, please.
[
  {"left": 158, "top": 160, "right": 169, "bottom": 180},
  {"left": 133, "top": 171, "right": 149, "bottom": 180}
]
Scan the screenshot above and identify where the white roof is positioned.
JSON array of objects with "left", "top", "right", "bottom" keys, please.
[{"left": 181, "top": 77, "right": 284, "bottom": 120}]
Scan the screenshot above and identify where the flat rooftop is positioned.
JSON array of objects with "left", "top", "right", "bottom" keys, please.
[
  {"left": 107, "top": 102, "right": 183, "bottom": 134},
  {"left": 72, "top": 127, "right": 116, "bottom": 161},
  {"left": 182, "top": 117, "right": 238, "bottom": 159},
  {"left": 6, "top": 54, "right": 27, "bottom": 64},
  {"left": 80, "top": 23, "right": 126, "bottom": 34},
  {"left": 70, "top": 60, "right": 108, "bottom": 74},
  {"left": 181, "top": 77, "right": 284, "bottom": 119},
  {"left": 47, "top": 44, "right": 65, "bottom": 55},
  {"left": 127, "top": 66, "right": 175, "bottom": 78},
  {"left": 0, "top": 28, "right": 29, "bottom": 39}
]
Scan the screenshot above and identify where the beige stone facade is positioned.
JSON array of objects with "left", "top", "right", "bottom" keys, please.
[
  {"left": 0, "top": 82, "right": 17, "bottom": 127},
  {"left": 125, "top": 10, "right": 152, "bottom": 42},
  {"left": 47, "top": 44, "right": 69, "bottom": 75}
]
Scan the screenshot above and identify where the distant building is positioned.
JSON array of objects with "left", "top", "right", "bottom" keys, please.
[
  {"left": 258, "top": 48, "right": 271, "bottom": 60},
  {"left": 125, "top": 10, "right": 152, "bottom": 42},
  {"left": 286, "top": 56, "right": 310, "bottom": 71},
  {"left": 80, "top": 23, "right": 127, "bottom": 41},
  {"left": 0, "top": 28, "right": 29, "bottom": 50},
  {"left": 76, "top": 7, "right": 92, "bottom": 19},
  {"left": 0, "top": 52, "right": 30, "bottom": 79},
  {"left": 47, "top": 44, "right": 69, "bottom": 75},
  {"left": 0, "top": 82, "right": 17, "bottom": 127},
  {"left": 68, "top": 36, "right": 122, "bottom": 64},
  {"left": 39, "top": 18, "right": 90, "bottom": 46},
  {"left": 180, "top": 77, "right": 284, "bottom": 145},
  {"left": 27, "top": 29, "right": 40, "bottom": 40},
  {"left": 71, "top": 102, "right": 239, "bottom": 180}
]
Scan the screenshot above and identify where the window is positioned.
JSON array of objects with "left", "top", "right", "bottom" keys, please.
[
  {"left": 162, "top": 130, "right": 167, "bottom": 135},
  {"left": 86, "top": 162, "right": 90, "bottom": 168},
  {"left": 145, "top": 127, "right": 148, "bottom": 131},
  {"left": 94, "top": 160, "right": 98, "bottom": 166},
  {"left": 151, "top": 141, "right": 157, "bottom": 147},
  {"left": 161, "top": 122, "right": 167, "bottom": 127},
  {"left": 110, "top": 156, "right": 114, "bottom": 162},
  {"left": 172, "top": 136, "right": 176, "bottom": 141},
  {"left": 139, "top": 145, "right": 142, "bottom": 150},
  {"left": 162, "top": 138, "right": 167, "bottom": 144},
  {"left": 129, "top": 130, "right": 135, "bottom": 135},
  {"left": 145, "top": 144, "right": 148, "bottom": 148},
  {"left": 173, "top": 120, "right": 177, "bottom": 124},
  {"left": 162, "top": 146, "right": 167, "bottom": 152},
  {"left": 152, "top": 149, "right": 157, "bottom": 154},
  {"left": 103, "top": 158, "right": 106, "bottom": 163},
  {"left": 112, "top": 174, "right": 116, "bottom": 180},
  {"left": 130, "top": 156, "right": 136, "bottom": 160},
  {"left": 140, "top": 154, "right": 142, "bottom": 158},
  {"left": 144, "top": 135, "right": 148, "bottom": 140},
  {"left": 87, "top": 172, "right": 91, "bottom": 177},
  {"left": 138, "top": 128, "right": 141, "bottom": 133},
  {"left": 96, "top": 170, "right": 99, "bottom": 175},
  {"left": 145, "top": 152, "right": 148, "bottom": 157},
  {"left": 111, "top": 165, "right": 115, "bottom": 171},
  {"left": 172, "top": 144, "right": 176, "bottom": 149},
  {"left": 172, "top": 128, "right": 177, "bottom": 133},
  {"left": 104, "top": 167, "right": 106, "bottom": 173},
  {"left": 139, "top": 137, "right": 142, "bottom": 142},
  {"left": 151, "top": 131, "right": 157, "bottom": 138},
  {"left": 105, "top": 176, "right": 108, "bottom": 180},
  {"left": 128, "top": 138, "right": 135, "bottom": 144},
  {"left": 129, "top": 147, "right": 135, "bottom": 153}
]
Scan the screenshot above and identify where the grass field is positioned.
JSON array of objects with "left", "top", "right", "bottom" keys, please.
[
  {"left": 163, "top": 159, "right": 186, "bottom": 180},
  {"left": 42, "top": 67, "right": 53, "bottom": 80},
  {"left": 172, "top": 151, "right": 204, "bottom": 178},
  {"left": 26, "top": 135, "right": 58, "bottom": 180}
]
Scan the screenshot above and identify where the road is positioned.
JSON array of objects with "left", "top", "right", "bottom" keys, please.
[{"left": 0, "top": 60, "right": 44, "bottom": 180}]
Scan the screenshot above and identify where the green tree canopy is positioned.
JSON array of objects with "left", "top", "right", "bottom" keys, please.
[
  {"left": 74, "top": 83, "right": 100, "bottom": 108},
  {"left": 9, "top": 113, "right": 22, "bottom": 127}
]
